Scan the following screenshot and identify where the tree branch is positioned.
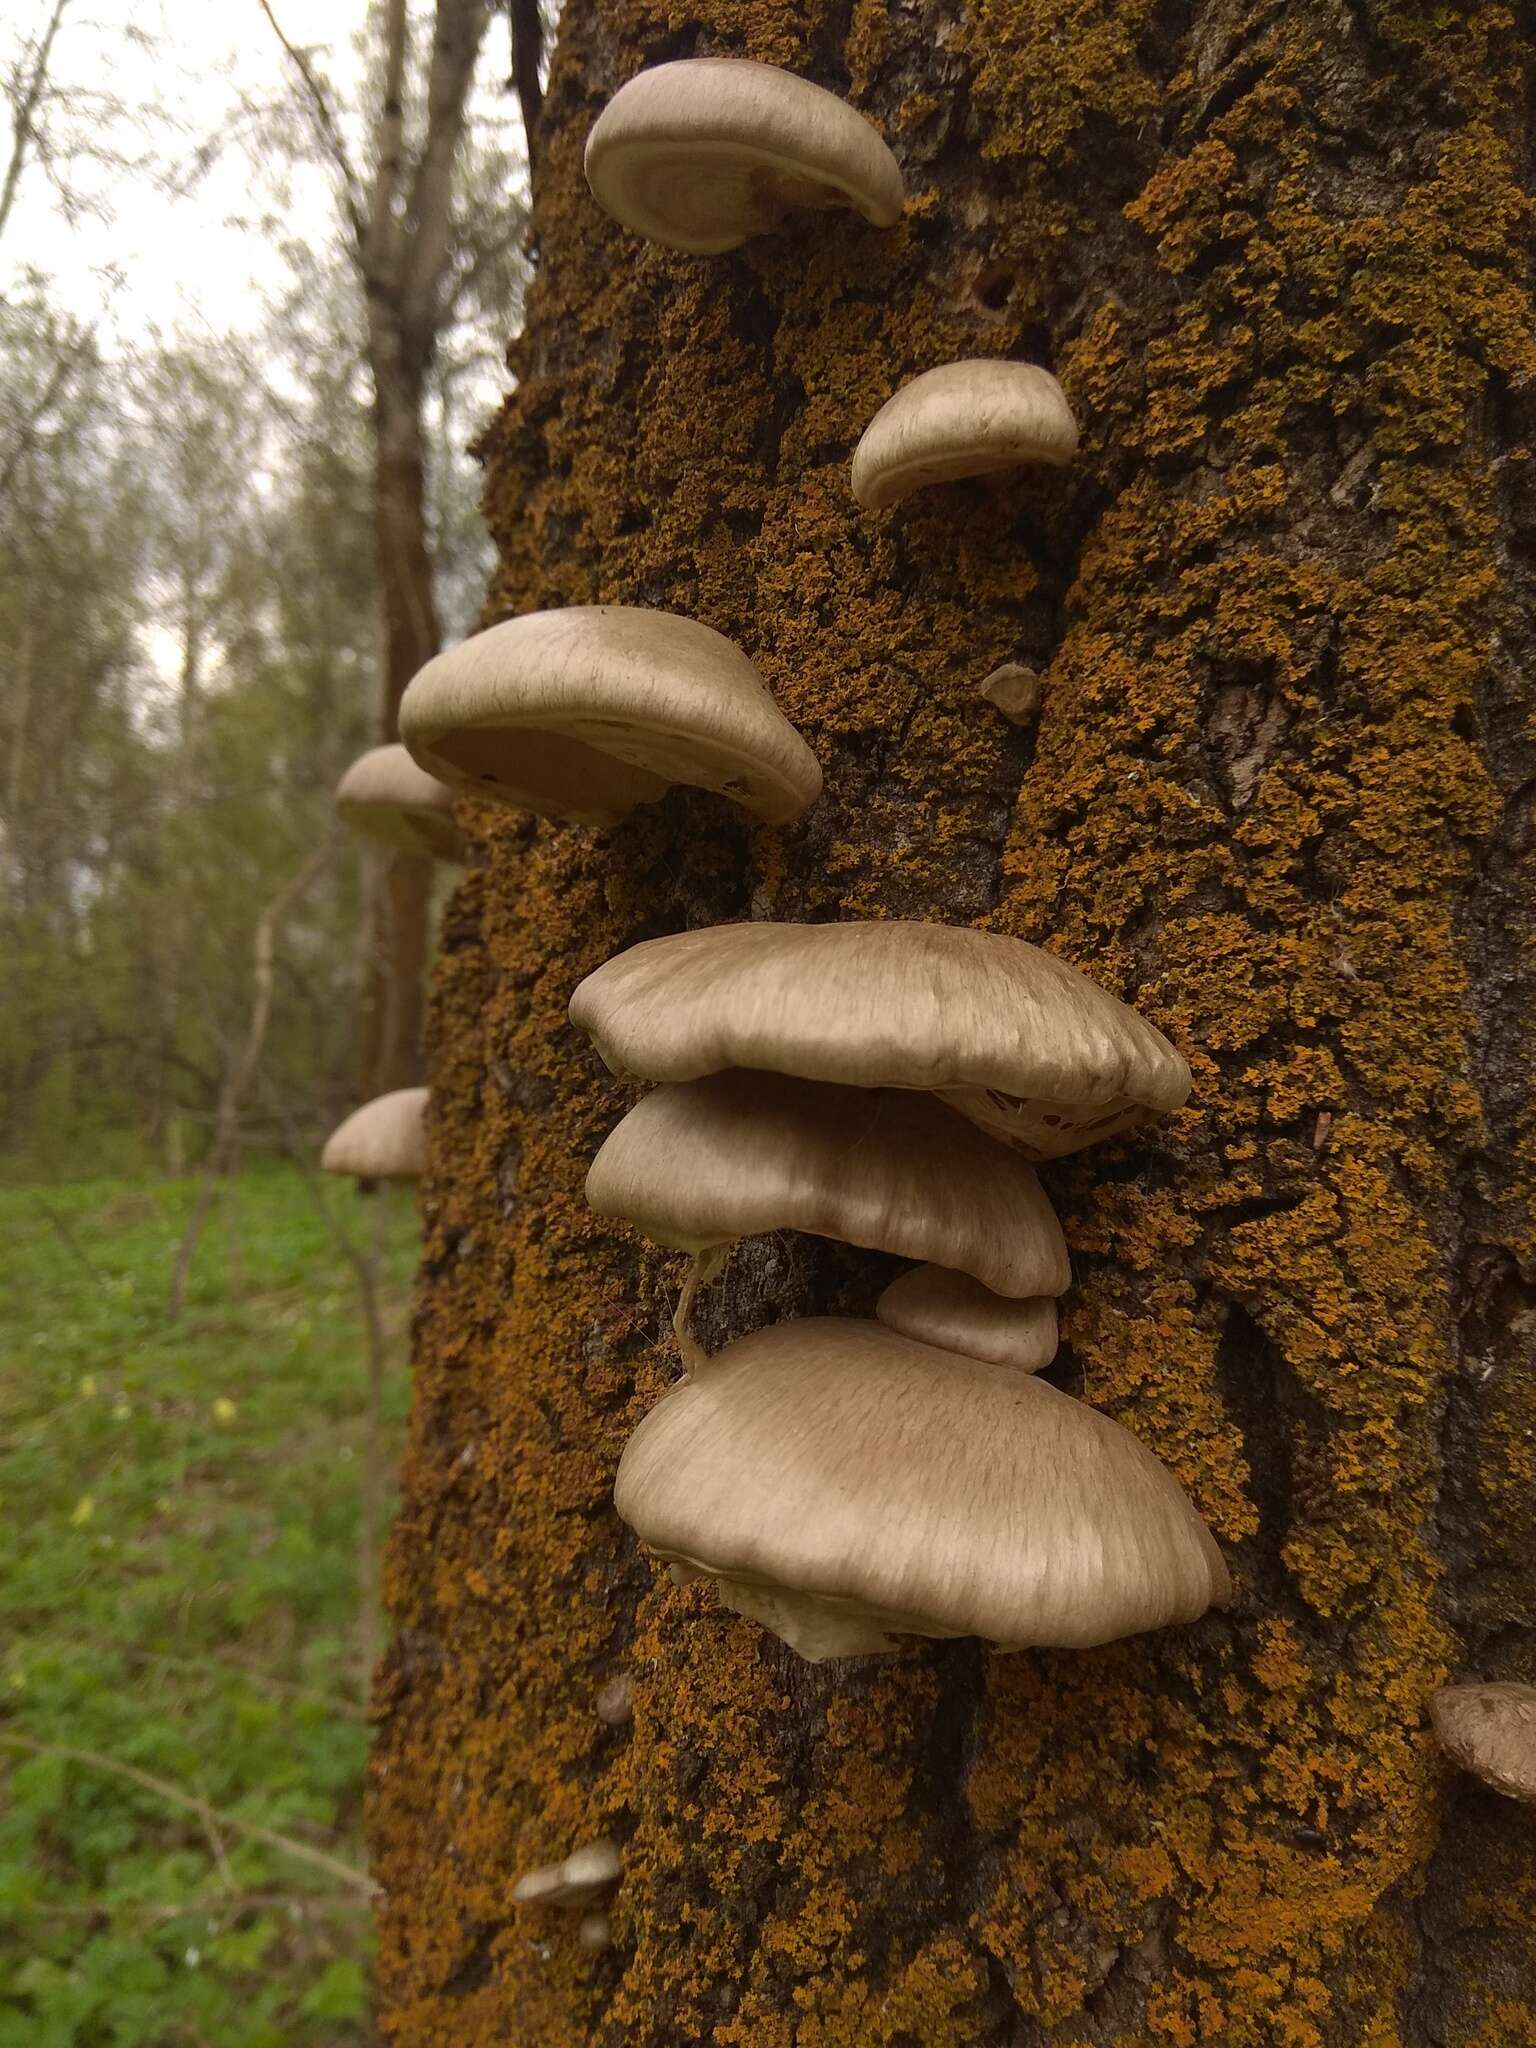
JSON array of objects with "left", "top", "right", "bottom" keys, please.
[
  {"left": 506, "top": 0, "right": 543, "bottom": 173},
  {"left": 0, "top": 1732, "right": 376, "bottom": 1895},
  {"left": 0, "top": 0, "right": 71, "bottom": 247},
  {"left": 0, "top": 316, "right": 95, "bottom": 508},
  {"left": 363, "top": 0, "right": 411, "bottom": 285},
  {"left": 255, "top": 0, "right": 367, "bottom": 253},
  {"left": 400, "top": 0, "right": 492, "bottom": 337},
  {"left": 167, "top": 837, "right": 334, "bottom": 1317}
]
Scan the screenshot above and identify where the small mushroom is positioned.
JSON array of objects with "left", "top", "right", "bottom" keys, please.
[
  {"left": 587, "top": 1071, "right": 1068, "bottom": 1365},
  {"left": 585, "top": 59, "right": 903, "bottom": 255},
  {"left": 513, "top": 1837, "right": 623, "bottom": 1910},
  {"left": 399, "top": 607, "right": 821, "bottom": 828},
  {"left": 334, "top": 743, "right": 464, "bottom": 861},
  {"left": 877, "top": 1265, "right": 1058, "bottom": 1372},
  {"left": 1431, "top": 1682, "right": 1536, "bottom": 1804},
  {"left": 578, "top": 1911, "right": 612, "bottom": 1953},
  {"left": 320, "top": 1088, "right": 429, "bottom": 1183},
  {"left": 595, "top": 1673, "right": 633, "bottom": 1726},
  {"left": 851, "top": 360, "right": 1078, "bottom": 511},
  {"left": 977, "top": 662, "right": 1043, "bottom": 727},
  {"left": 616, "top": 1317, "right": 1230, "bottom": 1661},
  {"left": 569, "top": 919, "right": 1189, "bottom": 1160}
]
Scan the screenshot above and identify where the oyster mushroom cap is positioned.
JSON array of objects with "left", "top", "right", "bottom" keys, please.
[
  {"left": 585, "top": 59, "right": 904, "bottom": 255},
  {"left": 320, "top": 1088, "right": 429, "bottom": 1183},
  {"left": 585, "top": 1072, "right": 1070, "bottom": 1298},
  {"left": 616, "top": 1318, "right": 1231, "bottom": 1660},
  {"left": 399, "top": 607, "right": 822, "bottom": 828},
  {"left": 877, "top": 1264, "right": 1059, "bottom": 1371},
  {"left": 513, "top": 1837, "right": 624, "bottom": 1909},
  {"left": 852, "top": 359, "right": 1079, "bottom": 511},
  {"left": 334, "top": 743, "right": 464, "bottom": 862},
  {"left": 569, "top": 919, "right": 1190, "bottom": 1160},
  {"left": 1431, "top": 1682, "right": 1536, "bottom": 1804}
]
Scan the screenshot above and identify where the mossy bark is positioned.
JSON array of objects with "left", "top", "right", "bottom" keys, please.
[{"left": 369, "top": 1, "right": 1536, "bottom": 2040}]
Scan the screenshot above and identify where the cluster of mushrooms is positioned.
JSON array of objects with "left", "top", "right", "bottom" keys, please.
[
  {"left": 569, "top": 919, "right": 1228, "bottom": 1661},
  {"left": 319, "top": 53, "right": 1535, "bottom": 1909}
]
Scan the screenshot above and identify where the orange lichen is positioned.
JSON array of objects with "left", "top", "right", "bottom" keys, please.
[{"left": 369, "top": 0, "right": 1536, "bottom": 2040}]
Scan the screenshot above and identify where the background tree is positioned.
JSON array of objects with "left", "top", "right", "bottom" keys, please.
[
  {"left": 260, "top": 0, "right": 526, "bottom": 1097},
  {"left": 368, "top": 2, "right": 1536, "bottom": 2042}
]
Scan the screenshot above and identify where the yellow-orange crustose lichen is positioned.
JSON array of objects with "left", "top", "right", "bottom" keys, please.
[{"left": 369, "top": 1, "right": 1536, "bottom": 2041}]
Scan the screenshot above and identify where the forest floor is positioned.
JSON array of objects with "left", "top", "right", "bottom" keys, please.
[{"left": 0, "top": 1164, "right": 418, "bottom": 2047}]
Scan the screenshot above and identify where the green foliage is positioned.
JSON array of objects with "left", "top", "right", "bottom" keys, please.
[
  {"left": 0, "top": 296, "right": 395, "bottom": 1177},
  {"left": 0, "top": 1165, "right": 417, "bottom": 2046}
]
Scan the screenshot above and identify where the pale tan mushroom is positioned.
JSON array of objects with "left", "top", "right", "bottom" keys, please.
[
  {"left": 585, "top": 59, "right": 903, "bottom": 255},
  {"left": 320, "top": 1087, "right": 429, "bottom": 1183},
  {"left": 586, "top": 1070, "right": 1068, "bottom": 1366},
  {"left": 877, "top": 1264, "right": 1058, "bottom": 1372},
  {"left": 1431, "top": 1682, "right": 1536, "bottom": 1804},
  {"left": 569, "top": 919, "right": 1189, "bottom": 1159},
  {"left": 334, "top": 743, "right": 463, "bottom": 861},
  {"left": 586, "top": 1068, "right": 1068, "bottom": 1289},
  {"left": 594, "top": 1673, "right": 633, "bottom": 1727},
  {"left": 616, "top": 1318, "right": 1230, "bottom": 1660},
  {"left": 851, "top": 360, "right": 1078, "bottom": 511},
  {"left": 399, "top": 606, "right": 821, "bottom": 828},
  {"left": 513, "top": 1837, "right": 623, "bottom": 1910},
  {"left": 977, "top": 662, "right": 1043, "bottom": 726}
]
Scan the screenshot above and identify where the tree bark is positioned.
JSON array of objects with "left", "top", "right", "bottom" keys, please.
[{"left": 369, "top": 2, "right": 1536, "bottom": 2042}]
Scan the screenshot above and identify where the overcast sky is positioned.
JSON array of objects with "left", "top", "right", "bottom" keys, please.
[{"left": 3, "top": 0, "right": 510, "bottom": 347}]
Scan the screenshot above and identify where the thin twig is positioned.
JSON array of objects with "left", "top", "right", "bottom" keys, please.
[
  {"left": 0, "top": 1732, "right": 375, "bottom": 1895},
  {"left": 4, "top": 1890, "right": 371, "bottom": 1922},
  {"left": 255, "top": 0, "right": 366, "bottom": 247},
  {"left": 168, "top": 839, "right": 333, "bottom": 1318},
  {"left": 0, "top": 0, "right": 71, "bottom": 246},
  {"left": 33, "top": 1195, "right": 107, "bottom": 1291}
]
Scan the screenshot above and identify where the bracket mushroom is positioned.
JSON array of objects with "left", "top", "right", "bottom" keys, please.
[
  {"left": 334, "top": 743, "right": 463, "bottom": 862},
  {"left": 513, "top": 1837, "right": 624, "bottom": 1910},
  {"left": 851, "top": 359, "right": 1078, "bottom": 511},
  {"left": 399, "top": 607, "right": 821, "bottom": 828},
  {"left": 876, "top": 1264, "right": 1059, "bottom": 1372},
  {"left": 1431, "top": 1682, "right": 1536, "bottom": 1804},
  {"left": 570, "top": 918, "right": 1190, "bottom": 1159},
  {"left": 585, "top": 59, "right": 904, "bottom": 254},
  {"left": 320, "top": 1088, "right": 429, "bottom": 1183},
  {"left": 616, "top": 1317, "right": 1231, "bottom": 1661},
  {"left": 585, "top": 1069, "right": 1069, "bottom": 1366}
]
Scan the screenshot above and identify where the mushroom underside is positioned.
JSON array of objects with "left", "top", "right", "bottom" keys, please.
[
  {"left": 668, "top": 1556, "right": 970, "bottom": 1660},
  {"left": 594, "top": 139, "right": 859, "bottom": 251},
  {"left": 940, "top": 1083, "right": 1152, "bottom": 1160},
  {"left": 867, "top": 436, "right": 1076, "bottom": 507},
  {"left": 413, "top": 714, "right": 787, "bottom": 824},
  {"left": 341, "top": 799, "right": 462, "bottom": 861}
]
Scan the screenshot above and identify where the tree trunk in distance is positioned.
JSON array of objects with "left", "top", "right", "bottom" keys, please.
[
  {"left": 369, "top": 3, "right": 1536, "bottom": 2042},
  {"left": 365, "top": 352, "right": 440, "bottom": 1094}
]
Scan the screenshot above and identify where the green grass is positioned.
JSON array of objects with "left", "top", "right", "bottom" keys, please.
[{"left": 0, "top": 1164, "right": 418, "bottom": 2047}]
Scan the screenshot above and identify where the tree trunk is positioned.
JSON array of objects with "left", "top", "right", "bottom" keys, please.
[
  {"left": 365, "top": 343, "right": 441, "bottom": 1093},
  {"left": 369, "top": 3, "right": 1536, "bottom": 2041}
]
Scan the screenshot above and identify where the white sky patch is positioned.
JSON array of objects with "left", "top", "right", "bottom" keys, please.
[
  {"left": 4, "top": 0, "right": 522, "bottom": 686},
  {"left": 4, "top": 0, "right": 520, "bottom": 342}
]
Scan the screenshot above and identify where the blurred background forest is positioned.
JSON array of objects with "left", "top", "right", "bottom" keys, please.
[{"left": 1, "top": 2, "right": 531, "bottom": 2039}]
